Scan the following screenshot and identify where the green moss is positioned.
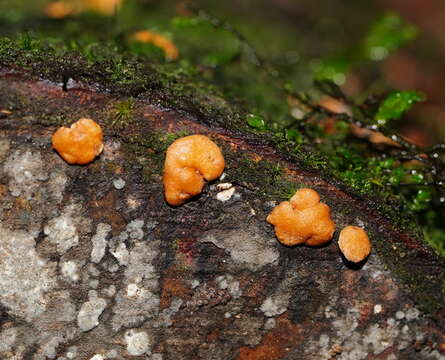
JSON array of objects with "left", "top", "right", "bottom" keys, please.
[
  {"left": 110, "top": 98, "right": 135, "bottom": 128},
  {"left": 120, "top": 131, "right": 189, "bottom": 183},
  {"left": 0, "top": 35, "right": 250, "bottom": 133},
  {"left": 373, "top": 228, "right": 444, "bottom": 313},
  {"left": 224, "top": 152, "right": 297, "bottom": 201}
]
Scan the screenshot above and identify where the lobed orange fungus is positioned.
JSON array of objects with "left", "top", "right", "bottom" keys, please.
[
  {"left": 52, "top": 118, "right": 104, "bottom": 165},
  {"left": 267, "top": 188, "right": 336, "bottom": 246},
  {"left": 163, "top": 135, "right": 225, "bottom": 206}
]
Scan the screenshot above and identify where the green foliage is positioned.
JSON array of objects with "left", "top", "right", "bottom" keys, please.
[
  {"left": 171, "top": 16, "right": 206, "bottom": 29},
  {"left": 328, "top": 146, "right": 393, "bottom": 193},
  {"left": 246, "top": 114, "right": 267, "bottom": 130},
  {"left": 314, "top": 12, "right": 418, "bottom": 84},
  {"left": 284, "top": 129, "right": 304, "bottom": 144},
  {"left": 424, "top": 224, "right": 445, "bottom": 258},
  {"left": 128, "top": 41, "right": 166, "bottom": 59},
  {"left": 374, "top": 91, "right": 425, "bottom": 126},
  {"left": 18, "top": 32, "right": 41, "bottom": 51},
  {"left": 411, "top": 188, "right": 432, "bottom": 211},
  {"left": 313, "top": 56, "right": 349, "bottom": 85},
  {"left": 171, "top": 15, "right": 241, "bottom": 67},
  {"left": 362, "top": 12, "right": 419, "bottom": 61}
]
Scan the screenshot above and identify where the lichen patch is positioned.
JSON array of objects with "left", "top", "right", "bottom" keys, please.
[
  {"left": 0, "top": 225, "right": 56, "bottom": 321},
  {"left": 200, "top": 226, "right": 279, "bottom": 272}
]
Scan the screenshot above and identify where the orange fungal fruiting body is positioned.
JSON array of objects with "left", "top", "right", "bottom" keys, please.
[
  {"left": 131, "top": 30, "right": 179, "bottom": 60},
  {"left": 82, "top": 0, "right": 123, "bottom": 15},
  {"left": 52, "top": 118, "right": 104, "bottom": 165},
  {"left": 267, "top": 188, "right": 335, "bottom": 246},
  {"left": 338, "top": 226, "right": 371, "bottom": 263},
  {"left": 44, "top": 1, "right": 75, "bottom": 18},
  {"left": 163, "top": 135, "right": 225, "bottom": 206}
]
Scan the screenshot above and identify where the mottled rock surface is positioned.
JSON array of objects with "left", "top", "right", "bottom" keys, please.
[{"left": 0, "top": 75, "right": 444, "bottom": 360}]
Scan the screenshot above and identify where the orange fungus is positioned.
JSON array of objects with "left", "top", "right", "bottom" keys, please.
[
  {"left": 338, "top": 226, "right": 371, "bottom": 263},
  {"left": 267, "top": 188, "right": 336, "bottom": 246},
  {"left": 163, "top": 135, "right": 225, "bottom": 206},
  {"left": 44, "top": 1, "right": 75, "bottom": 18},
  {"left": 131, "top": 30, "right": 179, "bottom": 60},
  {"left": 52, "top": 118, "right": 104, "bottom": 165}
]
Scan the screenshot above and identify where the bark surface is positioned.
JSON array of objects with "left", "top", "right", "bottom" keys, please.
[{"left": 0, "top": 71, "right": 444, "bottom": 360}]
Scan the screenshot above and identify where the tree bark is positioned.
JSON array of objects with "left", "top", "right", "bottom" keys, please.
[{"left": 0, "top": 69, "right": 444, "bottom": 359}]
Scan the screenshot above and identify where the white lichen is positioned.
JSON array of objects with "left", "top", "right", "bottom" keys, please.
[
  {"left": 260, "top": 296, "right": 288, "bottom": 317},
  {"left": 60, "top": 260, "right": 80, "bottom": 282},
  {"left": 91, "top": 223, "right": 112, "bottom": 264},
  {"left": 125, "top": 329, "right": 151, "bottom": 356},
  {"left": 200, "top": 227, "right": 279, "bottom": 271},
  {"left": 126, "top": 219, "right": 145, "bottom": 240},
  {"left": 154, "top": 298, "right": 183, "bottom": 328},
  {"left": 3, "top": 149, "right": 48, "bottom": 199},
  {"left": 44, "top": 203, "right": 89, "bottom": 255},
  {"left": 102, "top": 285, "right": 117, "bottom": 298},
  {"left": 113, "top": 178, "right": 126, "bottom": 189},
  {"left": 89, "top": 355, "right": 104, "bottom": 360},
  {"left": 44, "top": 214, "right": 78, "bottom": 254},
  {"left": 111, "top": 240, "right": 160, "bottom": 331},
  {"left": 0, "top": 225, "right": 56, "bottom": 321},
  {"left": 77, "top": 295, "right": 107, "bottom": 332},
  {"left": 110, "top": 241, "right": 130, "bottom": 266},
  {"left": 216, "top": 275, "right": 242, "bottom": 298}
]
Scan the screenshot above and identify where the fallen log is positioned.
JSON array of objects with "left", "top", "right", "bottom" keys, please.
[{"left": 0, "top": 44, "right": 444, "bottom": 359}]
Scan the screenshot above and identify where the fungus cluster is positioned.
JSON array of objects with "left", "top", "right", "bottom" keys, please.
[
  {"left": 50, "top": 116, "right": 370, "bottom": 266},
  {"left": 267, "top": 188, "right": 372, "bottom": 264},
  {"left": 163, "top": 135, "right": 225, "bottom": 206},
  {"left": 267, "top": 188, "right": 336, "bottom": 246},
  {"left": 52, "top": 118, "right": 104, "bottom": 165}
]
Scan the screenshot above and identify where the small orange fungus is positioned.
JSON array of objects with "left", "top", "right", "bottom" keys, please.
[
  {"left": 267, "top": 188, "right": 336, "bottom": 246},
  {"left": 44, "top": 1, "right": 75, "bottom": 18},
  {"left": 82, "top": 0, "right": 123, "bottom": 15},
  {"left": 131, "top": 30, "right": 179, "bottom": 60},
  {"left": 163, "top": 135, "right": 225, "bottom": 206},
  {"left": 52, "top": 118, "right": 104, "bottom": 165},
  {"left": 338, "top": 226, "right": 371, "bottom": 263}
]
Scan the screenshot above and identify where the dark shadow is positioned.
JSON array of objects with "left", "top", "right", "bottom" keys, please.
[{"left": 339, "top": 251, "right": 369, "bottom": 270}]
